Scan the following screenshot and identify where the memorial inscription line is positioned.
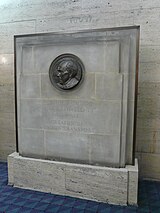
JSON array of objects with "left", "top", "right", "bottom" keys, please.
[{"left": 20, "top": 127, "right": 121, "bottom": 136}]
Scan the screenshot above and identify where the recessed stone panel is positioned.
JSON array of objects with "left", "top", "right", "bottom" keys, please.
[
  {"left": 89, "top": 134, "right": 121, "bottom": 166},
  {"left": 45, "top": 131, "right": 89, "bottom": 163},
  {"left": 104, "top": 41, "right": 120, "bottom": 73},
  {"left": 45, "top": 132, "right": 121, "bottom": 166},
  {"left": 34, "top": 42, "right": 106, "bottom": 74},
  {"left": 41, "top": 73, "right": 95, "bottom": 100},
  {"left": 42, "top": 100, "right": 121, "bottom": 135},
  {"left": 19, "top": 128, "right": 45, "bottom": 157},
  {"left": 95, "top": 73, "right": 122, "bottom": 100},
  {"left": 20, "top": 100, "right": 42, "bottom": 129},
  {"left": 22, "top": 47, "right": 34, "bottom": 74},
  {"left": 20, "top": 75, "right": 40, "bottom": 98}
]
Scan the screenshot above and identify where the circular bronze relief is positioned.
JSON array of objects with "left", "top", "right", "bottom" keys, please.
[{"left": 49, "top": 54, "right": 85, "bottom": 91}]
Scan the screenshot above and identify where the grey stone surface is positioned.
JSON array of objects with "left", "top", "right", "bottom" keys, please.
[
  {"left": 126, "top": 101, "right": 135, "bottom": 163},
  {"left": 13, "top": 155, "right": 66, "bottom": 194},
  {"left": 95, "top": 73, "right": 122, "bottom": 100},
  {"left": 19, "top": 129, "right": 45, "bottom": 157},
  {"left": 45, "top": 132, "right": 121, "bottom": 166},
  {"left": 15, "top": 27, "right": 139, "bottom": 167},
  {"left": 20, "top": 75, "right": 40, "bottom": 98},
  {"left": 104, "top": 41, "right": 120, "bottom": 73},
  {"left": 120, "top": 37, "right": 130, "bottom": 74},
  {"left": 20, "top": 99, "right": 121, "bottom": 135},
  {"left": 126, "top": 159, "right": 138, "bottom": 205},
  {"left": 8, "top": 152, "right": 138, "bottom": 205},
  {"left": 8, "top": 152, "right": 16, "bottom": 185},
  {"left": 137, "top": 152, "right": 160, "bottom": 180},
  {"left": 0, "top": 20, "right": 35, "bottom": 54},
  {"left": 41, "top": 73, "right": 95, "bottom": 100},
  {"left": 88, "top": 134, "right": 121, "bottom": 166},
  {"left": 42, "top": 100, "right": 121, "bottom": 135},
  {"left": 65, "top": 166, "right": 127, "bottom": 204},
  {"left": 22, "top": 47, "right": 34, "bottom": 74},
  {"left": 124, "top": 74, "right": 135, "bottom": 101},
  {"left": 45, "top": 131, "right": 89, "bottom": 163},
  {"left": 33, "top": 42, "right": 107, "bottom": 74},
  {"left": 20, "top": 100, "right": 42, "bottom": 129}
]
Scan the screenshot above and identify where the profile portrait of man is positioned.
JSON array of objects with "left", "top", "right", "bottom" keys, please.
[{"left": 55, "top": 59, "right": 79, "bottom": 89}]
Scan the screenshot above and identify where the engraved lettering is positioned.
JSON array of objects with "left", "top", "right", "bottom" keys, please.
[
  {"left": 70, "top": 15, "right": 92, "bottom": 24},
  {"left": 51, "top": 125, "right": 94, "bottom": 133}
]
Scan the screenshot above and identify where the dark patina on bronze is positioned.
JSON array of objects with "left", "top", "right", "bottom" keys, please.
[{"left": 49, "top": 53, "right": 85, "bottom": 91}]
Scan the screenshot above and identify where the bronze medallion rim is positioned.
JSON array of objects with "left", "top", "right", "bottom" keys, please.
[{"left": 49, "top": 53, "right": 85, "bottom": 91}]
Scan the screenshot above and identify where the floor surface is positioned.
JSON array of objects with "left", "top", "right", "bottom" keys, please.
[{"left": 0, "top": 162, "right": 160, "bottom": 213}]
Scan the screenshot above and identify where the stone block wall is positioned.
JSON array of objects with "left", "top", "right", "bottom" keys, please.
[{"left": 0, "top": 0, "right": 160, "bottom": 179}]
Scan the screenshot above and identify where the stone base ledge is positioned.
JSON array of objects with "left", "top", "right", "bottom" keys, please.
[{"left": 8, "top": 152, "right": 138, "bottom": 205}]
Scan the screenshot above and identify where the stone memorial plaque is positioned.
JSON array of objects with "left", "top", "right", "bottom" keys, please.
[{"left": 15, "top": 27, "right": 139, "bottom": 167}]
